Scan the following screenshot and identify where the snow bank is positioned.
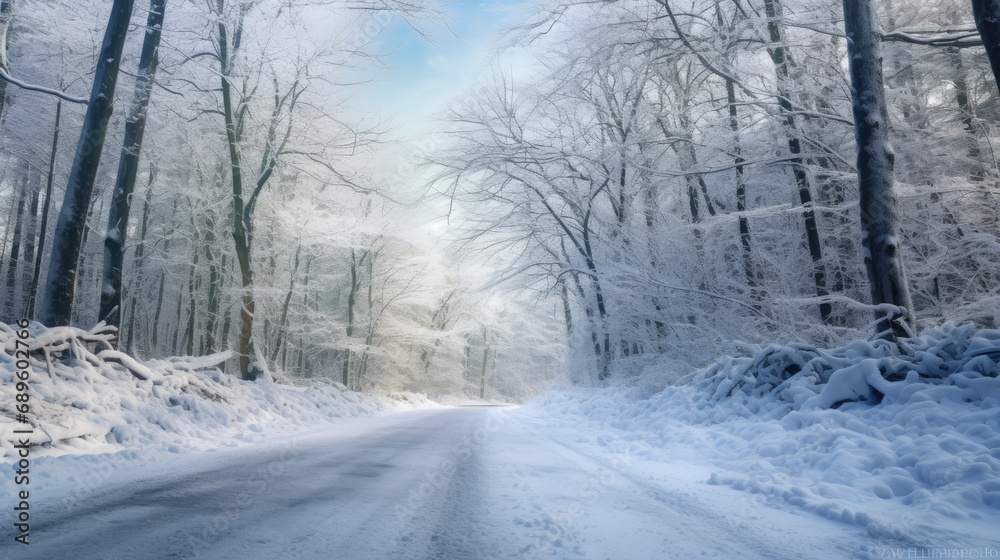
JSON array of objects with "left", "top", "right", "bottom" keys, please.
[
  {"left": 0, "top": 322, "right": 420, "bottom": 457},
  {"left": 530, "top": 323, "right": 1000, "bottom": 545}
]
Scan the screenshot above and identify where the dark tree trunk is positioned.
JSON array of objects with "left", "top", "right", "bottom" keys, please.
[
  {"left": 100, "top": 0, "right": 165, "bottom": 328},
  {"left": 40, "top": 0, "right": 134, "bottom": 327},
  {"left": 25, "top": 99, "right": 60, "bottom": 320},
  {"left": 582, "top": 226, "right": 610, "bottom": 379},
  {"left": 184, "top": 264, "right": 195, "bottom": 356},
  {"left": 843, "top": 0, "right": 916, "bottom": 339},
  {"left": 950, "top": 48, "right": 983, "bottom": 181},
  {"left": 2, "top": 188, "right": 25, "bottom": 322},
  {"left": 151, "top": 268, "right": 166, "bottom": 354},
  {"left": 124, "top": 168, "right": 155, "bottom": 355},
  {"left": 21, "top": 177, "right": 39, "bottom": 312},
  {"left": 972, "top": 0, "right": 1000, "bottom": 93},
  {"left": 216, "top": 2, "right": 260, "bottom": 380},
  {"left": 726, "top": 78, "right": 760, "bottom": 297},
  {"left": 558, "top": 277, "right": 573, "bottom": 338},
  {"left": 342, "top": 248, "right": 365, "bottom": 388},
  {"left": 269, "top": 244, "right": 300, "bottom": 364},
  {"left": 290, "top": 254, "right": 310, "bottom": 373},
  {"left": 171, "top": 281, "right": 183, "bottom": 354},
  {"left": 220, "top": 257, "right": 233, "bottom": 366},
  {"left": 204, "top": 235, "right": 219, "bottom": 352},
  {"left": 184, "top": 220, "right": 199, "bottom": 356},
  {"left": 763, "top": 0, "right": 831, "bottom": 321}
]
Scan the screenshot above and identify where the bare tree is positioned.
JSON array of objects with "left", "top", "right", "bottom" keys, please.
[
  {"left": 39, "top": 0, "right": 134, "bottom": 327},
  {"left": 99, "top": 0, "right": 166, "bottom": 330},
  {"left": 972, "top": 0, "right": 1000, "bottom": 91},
  {"left": 842, "top": 0, "right": 915, "bottom": 339}
]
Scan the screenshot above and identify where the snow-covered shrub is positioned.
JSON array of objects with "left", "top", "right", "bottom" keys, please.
[
  {"left": 0, "top": 322, "right": 401, "bottom": 456},
  {"left": 684, "top": 323, "right": 999, "bottom": 417}
]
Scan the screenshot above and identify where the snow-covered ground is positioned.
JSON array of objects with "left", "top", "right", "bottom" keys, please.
[
  {"left": 1, "top": 322, "right": 998, "bottom": 558},
  {"left": 0, "top": 406, "right": 933, "bottom": 559},
  {"left": 0, "top": 322, "right": 434, "bottom": 458},
  {"left": 527, "top": 322, "right": 1000, "bottom": 555}
]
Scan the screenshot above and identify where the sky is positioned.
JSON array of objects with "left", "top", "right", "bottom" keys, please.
[
  {"left": 332, "top": 0, "right": 533, "bottom": 243},
  {"left": 358, "top": 0, "right": 529, "bottom": 140}
]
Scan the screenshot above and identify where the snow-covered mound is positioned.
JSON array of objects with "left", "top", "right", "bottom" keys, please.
[
  {"left": 0, "top": 322, "right": 417, "bottom": 456},
  {"left": 531, "top": 324, "right": 1000, "bottom": 544},
  {"left": 685, "top": 322, "right": 999, "bottom": 415}
]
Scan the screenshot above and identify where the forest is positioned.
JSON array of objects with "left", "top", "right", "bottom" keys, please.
[{"left": 0, "top": 0, "right": 998, "bottom": 400}]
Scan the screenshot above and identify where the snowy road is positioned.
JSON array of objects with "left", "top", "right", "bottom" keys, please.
[{"left": 9, "top": 407, "right": 885, "bottom": 559}]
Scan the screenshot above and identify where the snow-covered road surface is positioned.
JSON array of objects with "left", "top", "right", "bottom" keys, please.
[{"left": 7, "top": 407, "right": 924, "bottom": 559}]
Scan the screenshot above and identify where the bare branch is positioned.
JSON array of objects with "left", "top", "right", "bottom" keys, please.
[{"left": 0, "top": 68, "right": 88, "bottom": 103}]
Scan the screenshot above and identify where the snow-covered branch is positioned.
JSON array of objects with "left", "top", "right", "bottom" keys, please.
[{"left": 0, "top": 68, "right": 88, "bottom": 103}]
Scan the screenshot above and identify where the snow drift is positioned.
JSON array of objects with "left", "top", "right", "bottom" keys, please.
[
  {"left": 531, "top": 323, "right": 1000, "bottom": 544},
  {"left": 0, "top": 322, "right": 429, "bottom": 457}
]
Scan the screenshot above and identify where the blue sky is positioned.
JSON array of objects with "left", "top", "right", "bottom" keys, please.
[{"left": 359, "top": 0, "right": 527, "bottom": 139}]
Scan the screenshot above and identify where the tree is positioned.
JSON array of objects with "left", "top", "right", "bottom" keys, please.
[
  {"left": 842, "top": 0, "right": 916, "bottom": 339},
  {"left": 23, "top": 99, "right": 61, "bottom": 319},
  {"left": 0, "top": 0, "right": 14, "bottom": 124},
  {"left": 99, "top": 0, "right": 166, "bottom": 330},
  {"left": 972, "top": 0, "right": 1000, "bottom": 91},
  {"left": 39, "top": 0, "right": 134, "bottom": 327}
]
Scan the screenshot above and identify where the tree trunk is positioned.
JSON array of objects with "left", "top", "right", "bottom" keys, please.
[
  {"left": 171, "top": 281, "right": 183, "bottom": 354},
  {"left": 290, "top": 254, "right": 310, "bottom": 373},
  {"left": 40, "top": 0, "right": 134, "bottom": 327},
  {"left": 558, "top": 277, "right": 573, "bottom": 338},
  {"left": 100, "top": 0, "right": 165, "bottom": 328},
  {"left": 950, "top": 48, "right": 983, "bottom": 181},
  {"left": 124, "top": 168, "right": 155, "bottom": 355},
  {"left": 972, "top": 0, "right": 1000, "bottom": 93},
  {"left": 184, "top": 219, "right": 199, "bottom": 356},
  {"left": 20, "top": 176, "right": 39, "bottom": 315},
  {"left": 184, "top": 263, "right": 196, "bottom": 356},
  {"left": 763, "top": 0, "right": 830, "bottom": 321},
  {"left": 151, "top": 268, "right": 166, "bottom": 354},
  {"left": 843, "top": 0, "right": 916, "bottom": 339},
  {"left": 480, "top": 331, "right": 488, "bottom": 400},
  {"left": 216, "top": 3, "right": 259, "bottom": 380},
  {"left": 726, "top": 77, "right": 762, "bottom": 300},
  {"left": 70, "top": 195, "right": 102, "bottom": 326},
  {"left": 269, "top": 244, "right": 300, "bottom": 364},
  {"left": 0, "top": 0, "right": 14, "bottom": 126},
  {"left": 220, "top": 256, "right": 233, "bottom": 368},
  {"left": 25, "top": 99, "right": 60, "bottom": 320},
  {"left": 2, "top": 187, "right": 24, "bottom": 322},
  {"left": 204, "top": 230, "right": 219, "bottom": 353}
]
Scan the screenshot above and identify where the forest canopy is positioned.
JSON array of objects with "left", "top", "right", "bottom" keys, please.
[{"left": 0, "top": 0, "right": 997, "bottom": 398}]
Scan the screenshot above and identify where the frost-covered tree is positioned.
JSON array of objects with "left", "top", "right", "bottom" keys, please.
[
  {"left": 39, "top": 0, "right": 134, "bottom": 327},
  {"left": 972, "top": 0, "right": 1000, "bottom": 90},
  {"left": 842, "top": 0, "right": 915, "bottom": 339},
  {"left": 99, "top": 0, "right": 165, "bottom": 330}
]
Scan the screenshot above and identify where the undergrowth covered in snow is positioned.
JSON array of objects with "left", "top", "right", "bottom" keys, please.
[
  {"left": 532, "top": 323, "right": 1000, "bottom": 544},
  {"left": 0, "top": 322, "right": 433, "bottom": 456}
]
